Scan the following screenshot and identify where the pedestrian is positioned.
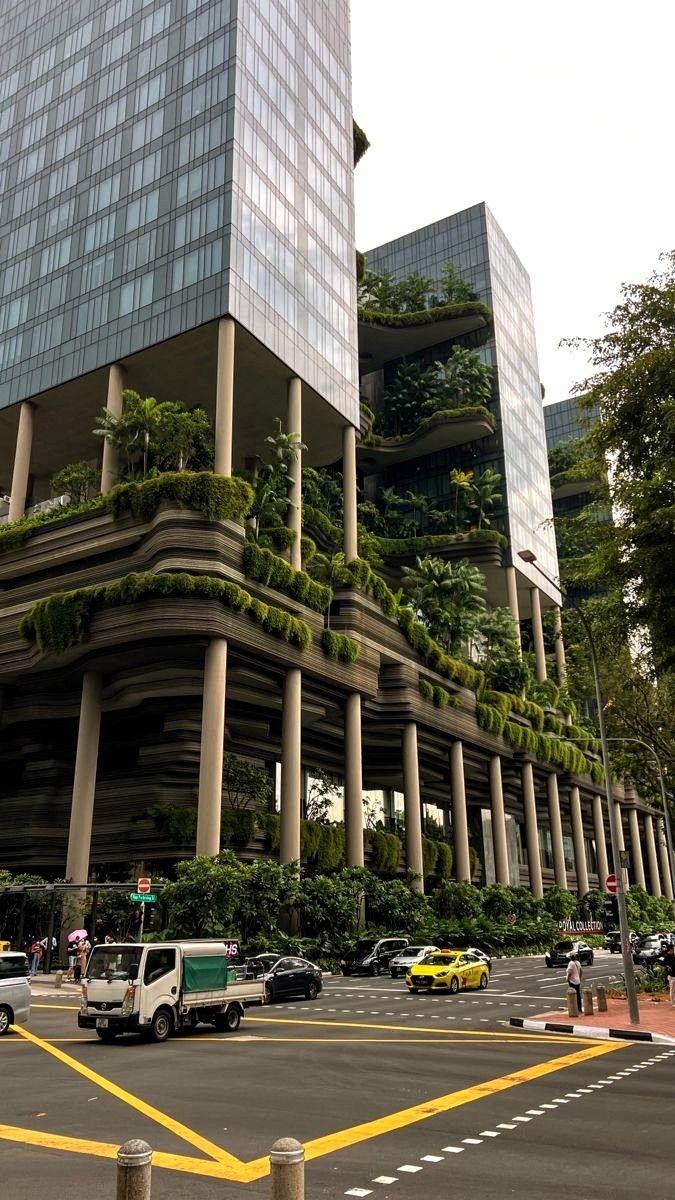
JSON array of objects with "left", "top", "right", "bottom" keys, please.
[
  {"left": 662, "top": 946, "right": 675, "bottom": 1007},
  {"left": 74, "top": 936, "right": 90, "bottom": 982},
  {"left": 28, "top": 938, "right": 42, "bottom": 977},
  {"left": 65, "top": 936, "right": 78, "bottom": 981},
  {"left": 566, "top": 953, "right": 583, "bottom": 1013}
]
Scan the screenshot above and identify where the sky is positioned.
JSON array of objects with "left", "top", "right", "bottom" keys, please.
[{"left": 350, "top": 0, "right": 674, "bottom": 405}]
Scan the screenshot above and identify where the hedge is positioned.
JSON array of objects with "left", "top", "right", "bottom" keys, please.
[
  {"left": 302, "top": 503, "right": 343, "bottom": 550},
  {"left": 321, "top": 629, "right": 359, "bottom": 664},
  {"left": 419, "top": 679, "right": 457, "bottom": 708},
  {"left": 107, "top": 472, "right": 253, "bottom": 524},
  {"left": 20, "top": 571, "right": 312, "bottom": 655},
  {"left": 243, "top": 543, "right": 332, "bottom": 613},
  {"left": 396, "top": 606, "right": 484, "bottom": 691},
  {"left": 0, "top": 472, "right": 254, "bottom": 557},
  {"left": 364, "top": 406, "right": 495, "bottom": 447},
  {"left": 357, "top": 299, "right": 492, "bottom": 330},
  {"left": 374, "top": 527, "right": 507, "bottom": 558},
  {"left": 368, "top": 829, "right": 402, "bottom": 872}
]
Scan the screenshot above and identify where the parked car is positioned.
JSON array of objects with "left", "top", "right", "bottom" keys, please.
[
  {"left": 341, "top": 937, "right": 410, "bottom": 976},
  {"left": 0, "top": 951, "right": 31, "bottom": 1035},
  {"left": 406, "top": 950, "right": 489, "bottom": 993},
  {"left": 389, "top": 945, "right": 438, "bottom": 978},
  {"left": 245, "top": 953, "right": 283, "bottom": 978},
  {"left": 252, "top": 956, "right": 322, "bottom": 1002},
  {"left": 632, "top": 935, "right": 664, "bottom": 965},
  {"left": 544, "top": 940, "right": 594, "bottom": 967}
]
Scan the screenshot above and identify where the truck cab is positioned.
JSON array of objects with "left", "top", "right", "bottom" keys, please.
[{"left": 78, "top": 940, "right": 264, "bottom": 1043}]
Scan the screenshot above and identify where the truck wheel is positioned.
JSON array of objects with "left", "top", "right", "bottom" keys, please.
[
  {"left": 149, "top": 1007, "right": 173, "bottom": 1043},
  {"left": 0, "top": 1006, "right": 13, "bottom": 1035},
  {"left": 215, "top": 1007, "right": 241, "bottom": 1032},
  {"left": 96, "top": 1028, "right": 118, "bottom": 1043}
]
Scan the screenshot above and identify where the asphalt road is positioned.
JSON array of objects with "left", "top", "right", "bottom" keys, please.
[{"left": 3, "top": 952, "right": 672, "bottom": 1200}]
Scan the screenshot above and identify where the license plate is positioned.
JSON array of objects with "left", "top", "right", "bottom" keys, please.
[{"left": 96, "top": 1018, "right": 109, "bottom": 1028}]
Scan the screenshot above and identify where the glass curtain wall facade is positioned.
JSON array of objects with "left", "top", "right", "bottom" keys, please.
[
  {"left": 0, "top": 0, "right": 358, "bottom": 422},
  {"left": 544, "top": 395, "right": 599, "bottom": 449},
  {"left": 367, "top": 203, "right": 560, "bottom": 601}
]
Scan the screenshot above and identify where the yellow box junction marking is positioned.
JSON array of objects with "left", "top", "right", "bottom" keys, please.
[{"left": 2, "top": 1020, "right": 625, "bottom": 1183}]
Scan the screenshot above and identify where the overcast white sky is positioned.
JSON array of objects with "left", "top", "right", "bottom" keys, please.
[{"left": 350, "top": 0, "right": 674, "bottom": 405}]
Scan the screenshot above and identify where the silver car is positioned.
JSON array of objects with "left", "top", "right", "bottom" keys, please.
[
  {"left": 0, "top": 952, "right": 31, "bottom": 1034},
  {"left": 389, "top": 945, "right": 439, "bottom": 979}
]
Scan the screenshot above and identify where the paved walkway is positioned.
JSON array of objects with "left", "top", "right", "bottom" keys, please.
[{"left": 531, "top": 995, "right": 675, "bottom": 1040}]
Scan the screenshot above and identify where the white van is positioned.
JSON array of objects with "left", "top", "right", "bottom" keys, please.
[
  {"left": 0, "top": 952, "right": 31, "bottom": 1034},
  {"left": 78, "top": 940, "right": 265, "bottom": 1043}
]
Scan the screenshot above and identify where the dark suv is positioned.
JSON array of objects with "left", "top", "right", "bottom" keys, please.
[{"left": 341, "top": 937, "right": 410, "bottom": 976}]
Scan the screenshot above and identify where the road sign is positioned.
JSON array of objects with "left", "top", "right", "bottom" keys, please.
[
  {"left": 137, "top": 877, "right": 152, "bottom": 894},
  {"left": 606, "top": 873, "right": 617, "bottom": 893},
  {"left": 129, "top": 892, "right": 157, "bottom": 903}
]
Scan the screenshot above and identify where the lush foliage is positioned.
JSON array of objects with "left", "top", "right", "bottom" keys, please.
[
  {"left": 51, "top": 461, "right": 97, "bottom": 505},
  {"left": 243, "top": 543, "right": 332, "bottom": 612},
  {"left": 374, "top": 347, "right": 493, "bottom": 440},
  {"left": 321, "top": 629, "right": 360, "bottom": 663},
  {"left": 249, "top": 420, "right": 305, "bottom": 546},
  {"left": 20, "top": 572, "right": 312, "bottom": 655},
  {"left": 108, "top": 471, "right": 253, "bottom": 524},
  {"left": 94, "top": 390, "right": 213, "bottom": 479}
]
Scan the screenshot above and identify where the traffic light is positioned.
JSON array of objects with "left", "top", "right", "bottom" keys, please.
[{"left": 604, "top": 895, "right": 619, "bottom": 924}]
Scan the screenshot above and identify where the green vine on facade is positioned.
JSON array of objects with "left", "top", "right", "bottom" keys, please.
[
  {"left": 321, "top": 629, "right": 360, "bottom": 664},
  {"left": 243, "top": 543, "right": 332, "bottom": 613},
  {"left": 20, "top": 572, "right": 312, "bottom": 656}
]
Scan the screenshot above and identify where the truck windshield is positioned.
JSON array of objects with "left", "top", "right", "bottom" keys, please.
[{"left": 87, "top": 948, "right": 139, "bottom": 980}]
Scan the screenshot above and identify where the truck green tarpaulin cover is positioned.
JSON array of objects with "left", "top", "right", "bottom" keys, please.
[{"left": 182, "top": 955, "right": 228, "bottom": 992}]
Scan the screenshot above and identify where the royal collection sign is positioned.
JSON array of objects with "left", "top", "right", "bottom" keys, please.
[{"left": 557, "top": 919, "right": 603, "bottom": 934}]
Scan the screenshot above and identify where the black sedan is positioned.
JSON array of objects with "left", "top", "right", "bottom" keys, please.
[
  {"left": 248, "top": 955, "right": 322, "bottom": 1002},
  {"left": 545, "top": 939, "right": 594, "bottom": 967}
]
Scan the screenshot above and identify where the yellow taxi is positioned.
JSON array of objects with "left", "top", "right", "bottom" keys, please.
[{"left": 406, "top": 949, "right": 489, "bottom": 993}]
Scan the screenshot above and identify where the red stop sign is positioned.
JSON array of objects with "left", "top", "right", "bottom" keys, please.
[
  {"left": 137, "top": 877, "right": 152, "bottom": 894},
  {"left": 606, "top": 873, "right": 617, "bottom": 893}
]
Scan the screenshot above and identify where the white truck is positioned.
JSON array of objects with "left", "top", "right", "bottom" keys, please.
[{"left": 78, "top": 940, "right": 264, "bottom": 1043}]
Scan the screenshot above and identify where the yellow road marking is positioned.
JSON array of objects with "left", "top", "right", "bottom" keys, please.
[
  {"left": 32, "top": 1003, "right": 80, "bottom": 1011},
  {"left": 245, "top": 1014, "right": 605, "bottom": 1043},
  {"left": 2, "top": 1029, "right": 624, "bottom": 1182},
  {"left": 13, "top": 1025, "right": 240, "bottom": 1169}
]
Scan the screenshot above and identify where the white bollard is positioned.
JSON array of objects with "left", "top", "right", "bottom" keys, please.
[
  {"left": 116, "top": 1139, "right": 152, "bottom": 1200},
  {"left": 270, "top": 1137, "right": 305, "bottom": 1200}
]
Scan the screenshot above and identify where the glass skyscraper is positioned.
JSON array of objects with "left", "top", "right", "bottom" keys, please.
[
  {"left": 0, "top": 0, "right": 358, "bottom": 423},
  {"left": 367, "top": 202, "right": 560, "bottom": 602}
]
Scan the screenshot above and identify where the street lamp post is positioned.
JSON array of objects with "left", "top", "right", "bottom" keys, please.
[{"left": 517, "top": 550, "right": 640, "bottom": 1024}]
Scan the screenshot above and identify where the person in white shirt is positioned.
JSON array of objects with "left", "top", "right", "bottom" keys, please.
[{"left": 566, "top": 954, "right": 583, "bottom": 1012}]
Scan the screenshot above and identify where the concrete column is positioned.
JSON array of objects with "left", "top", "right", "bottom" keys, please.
[
  {"left": 644, "top": 813, "right": 661, "bottom": 898},
  {"left": 450, "top": 740, "right": 471, "bottom": 883},
  {"left": 628, "top": 808, "right": 646, "bottom": 889},
  {"left": 8, "top": 401, "right": 34, "bottom": 521},
  {"left": 530, "top": 586, "right": 547, "bottom": 683},
  {"left": 196, "top": 638, "right": 227, "bottom": 855},
  {"left": 65, "top": 673, "right": 103, "bottom": 883},
  {"left": 570, "top": 785, "right": 589, "bottom": 897},
  {"left": 489, "top": 755, "right": 509, "bottom": 885},
  {"left": 553, "top": 605, "right": 567, "bottom": 685},
  {"left": 342, "top": 424, "right": 358, "bottom": 563},
  {"left": 658, "top": 821, "right": 674, "bottom": 900},
  {"left": 546, "top": 773, "right": 567, "bottom": 888},
  {"left": 402, "top": 722, "right": 424, "bottom": 893},
  {"left": 287, "top": 377, "right": 302, "bottom": 569},
  {"left": 280, "top": 668, "right": 302, "bottom": 865},
  {"left": 522, "top": 762, "right": 543, "bottom": 899},
  {"left": 592, "top": 793, "right": 610, "bottom": 887},
  {"left": 505, "top": 566, "right": 522, "bottom": 658},
  {"left": 344, "top": 692, "right": 364, "bottom": 867},
  {"left": 99, "top": 365, "right": 124, "bottom": 493},
  {"left": 214, "top": 317, "right": 235, "bottom": 477}
]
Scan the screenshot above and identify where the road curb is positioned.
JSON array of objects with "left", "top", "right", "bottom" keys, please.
[{"left": 509, "top": 1016, "right": 675, "bottom": 1045}]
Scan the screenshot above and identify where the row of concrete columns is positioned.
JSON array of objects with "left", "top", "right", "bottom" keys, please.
[
  {"left": 504, "top": 566, "right": 566, "bottom": 685},
  {"left": 64, "top": 655, "right": 675, "bottom": 903}
]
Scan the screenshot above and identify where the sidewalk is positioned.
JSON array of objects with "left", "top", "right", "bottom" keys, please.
[
  {"left": 510, "top": 995, "right": 675, "bottom": 1045},
  {"left": 30, "top": 972, "right": 81, "bottom": 995}
]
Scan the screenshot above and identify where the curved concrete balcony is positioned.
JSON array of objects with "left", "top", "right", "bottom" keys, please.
[
  {"left": 358, "top": 301, "right": 492, "bottom": 374},
  {"left": 358, "top": 406, "right": 495, "bottom": 470}
]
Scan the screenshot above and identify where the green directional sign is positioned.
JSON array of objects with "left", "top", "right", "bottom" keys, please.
[{"left": 129, "top": 892, "right": 157, "bottom": 903}]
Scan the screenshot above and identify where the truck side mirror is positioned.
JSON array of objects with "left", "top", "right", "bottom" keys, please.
[{"left": 129, "top": 963, "right": 139, "bottom": 980}]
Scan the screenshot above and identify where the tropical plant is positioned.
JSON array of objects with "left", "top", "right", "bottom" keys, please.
[
  {"left": 305, "top": 769, "right": 341, "bottom": 823},
  {"left": 223, "top": 755, "right": 273, "bottom": 811},
  {"left": 379, "top": 361, "right": 434, "bottom": 437},
  {"left": 470, "top": 467, "right": 503, "bottom": 528},
  {"left": 448, "top": 468, "right": 475, "bottom": 530},
  {"left": 429, "top": 261, "right": 478, "bottom": 306},
  {"left": 50, "top": 461, "right": 97, "bottom": 504},
  {"left": 151, "top": 402, "right": 213, "bottom": 473},
  {"left": 424, "top": 346, "right": 493, "bottom": 414},
  {"left": 301, "top": 467, "right": 343, "bottom": 523},
  {"left": 251, "top": 419, "right": 306, "bottom": 540},
  {"left": 401, "top": 556, "right": 487, "bottom": 656}
]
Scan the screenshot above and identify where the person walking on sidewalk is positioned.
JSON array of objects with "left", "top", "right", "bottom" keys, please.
[
  {"left": 566, "top": 953, "right": 583, "bottom": 1012},
  {"left": 662, "top": 946, "right": 675, "bottom": 1006}
]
